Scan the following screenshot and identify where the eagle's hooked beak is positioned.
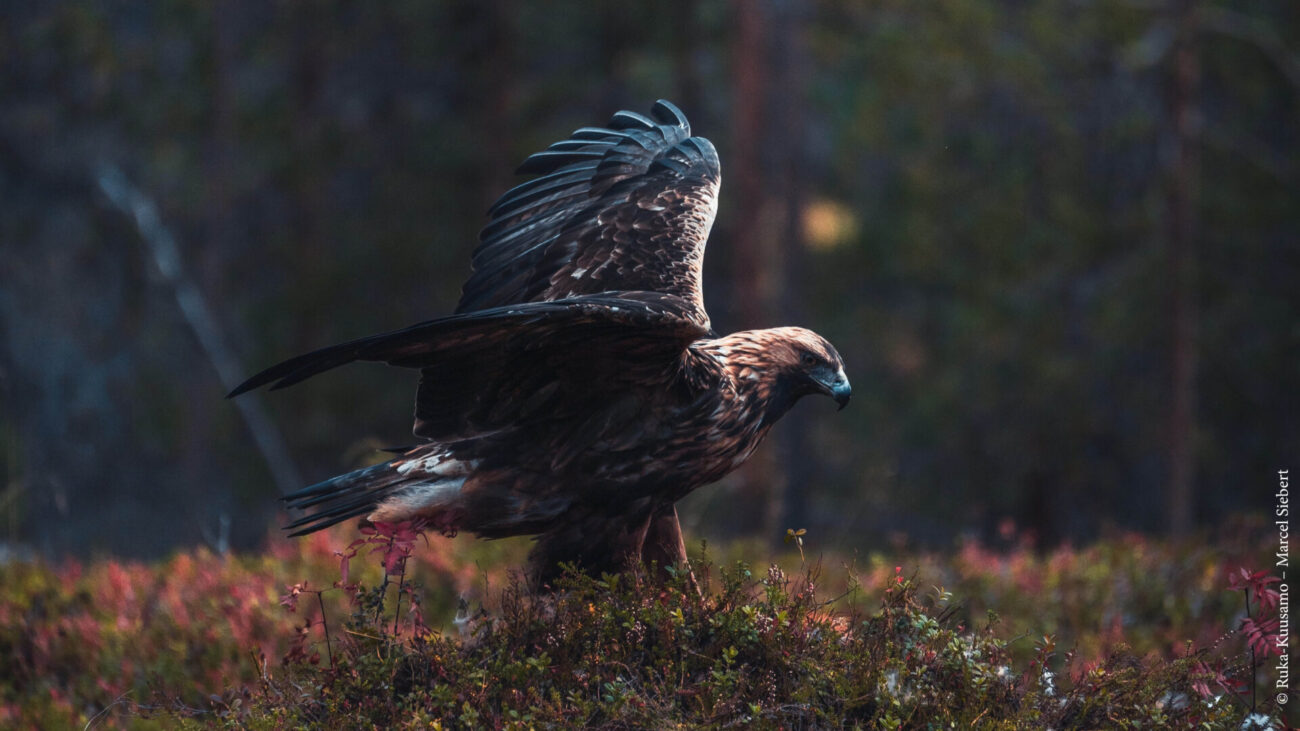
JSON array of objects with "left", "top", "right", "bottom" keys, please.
[{"left": 815, "top": 369, "right": 852, "bottom": 411}]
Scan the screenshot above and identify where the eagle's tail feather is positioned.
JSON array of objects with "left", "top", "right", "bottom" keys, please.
[
  {"left": 284, "top": 501, "right": 378, "bottom": 537},
  {"left": 281, "top": 461, "right": 407, "bottom": 536},
  {"left": 280, "top": 449, "right": 468, "bottom": 537}
]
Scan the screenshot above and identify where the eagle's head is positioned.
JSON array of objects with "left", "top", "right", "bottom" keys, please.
[
  {"left": 713, "top": 327, "right": 851, "bottom": 422},
  {"left": 765, "top": 327, "right": 852, "bottom": 411}
]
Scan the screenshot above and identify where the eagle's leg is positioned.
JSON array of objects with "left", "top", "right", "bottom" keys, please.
[
  {"left": 527, "top": 501, "right": 657, "bottom": 589},
  {"left": 526, "top": 501, "right": 701, "bottom": 592},
  {"left": 640, "top": 504, "right": 699, "bottom": 595}
]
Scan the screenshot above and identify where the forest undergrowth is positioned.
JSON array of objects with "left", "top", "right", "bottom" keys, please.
[{"left": 0, "top": 521, "right": 1290, "bottom": 729}]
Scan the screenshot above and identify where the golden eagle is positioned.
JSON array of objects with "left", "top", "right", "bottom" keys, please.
[{"left": 231, "top": 101, "right": 850, "bottom": 583}]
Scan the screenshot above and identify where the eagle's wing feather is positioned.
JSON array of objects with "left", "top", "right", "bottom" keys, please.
[
  {"left": 457, "top": 100, "right": 720, "bottom": 326},
  {"left": 228, "top": 292, "right": 708, "bottom": 442}
]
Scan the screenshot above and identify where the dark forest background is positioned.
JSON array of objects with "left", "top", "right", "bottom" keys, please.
[{"left": 1, "top": 0, "right": 1295, "bottom": 560}]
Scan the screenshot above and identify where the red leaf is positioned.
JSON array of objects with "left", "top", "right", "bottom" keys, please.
[{"left": 1241, "top": 615, "right": 1283, "bottom": 657}]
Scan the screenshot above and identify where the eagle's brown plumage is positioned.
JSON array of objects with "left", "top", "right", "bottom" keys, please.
[{"left": 231, "top": 101, "right": 850, "bottom": 584}]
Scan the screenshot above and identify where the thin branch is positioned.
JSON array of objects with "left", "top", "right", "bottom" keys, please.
[
  {"left": 1244, "top": 587, "right": 1257, "bottom": 713},
  {"left": 310, "top": 591, "right": 332, "bottom": 669},
  {"left": 393, "top": 561, "right": 406, "bottom": 637},
  {"left": 95, "top": 164, "right": 303, "bottom": 495},
  {"left": 82, "top": 692, "right": 133, "bottom": 730},
  {"left": 1199, "top": 5, "right": 1300, "bottom": 94}
]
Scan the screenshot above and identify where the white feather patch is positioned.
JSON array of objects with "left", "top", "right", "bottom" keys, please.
[
  {"left": 395, "top": 450, "right": 472, "bottom": 478},
  {"left": 369, "top": 479, "right": 466, "bottom": 522}
]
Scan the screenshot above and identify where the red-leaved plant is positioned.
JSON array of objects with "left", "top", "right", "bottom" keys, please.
[
  {"left": 280, "top": 519, "right": 433, "bottom": 668},
  {"left": 1201, "top": 567, "right": 1286, "bottom": 716},
  {"left": 1229, "top": 568, "right": 1283, "bottom": 659}
]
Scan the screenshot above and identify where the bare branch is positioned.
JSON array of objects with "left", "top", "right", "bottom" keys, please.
[
  {"left": 1200, "top": 5, "right": 1300, "bottom": 94},
  {"left": 96, "top": 164, "right": 303, "bottom": 495}
]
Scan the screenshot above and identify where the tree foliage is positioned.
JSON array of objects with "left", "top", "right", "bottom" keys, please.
[{"left": 0, "top": 1, "right": 1295, "bottom": 555}]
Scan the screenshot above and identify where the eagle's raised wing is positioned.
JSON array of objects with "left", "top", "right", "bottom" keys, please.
[
  {"left": 228, "top": 291, "right": 710, "bottom": 443},
  {"left": 457, "top": 100, "right": 721, "bottom": 327}
]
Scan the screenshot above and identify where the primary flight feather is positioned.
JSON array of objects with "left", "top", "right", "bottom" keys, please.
[{"left": 231, "top": 100, "right": 850, "bottom": 583}]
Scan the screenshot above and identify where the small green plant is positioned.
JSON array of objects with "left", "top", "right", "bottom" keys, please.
[{"left": 784, "top": 527, "right": 808, "bottom": 561}]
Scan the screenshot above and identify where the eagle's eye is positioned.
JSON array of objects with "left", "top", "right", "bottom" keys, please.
[{"left": 800, "top": 352, "right": 817, "bottom": 367}]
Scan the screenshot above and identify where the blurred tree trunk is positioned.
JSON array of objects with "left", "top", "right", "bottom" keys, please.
[
  {"left": 185, "top": 0, "right": 239, "bottom": 541},
  {"left": 472, "top": 0, "right": 516, "bottom": 213},
  {"left": 728, "top": 0, "right": 774, "bottom": 539},
  {"left": 207, "top": 0, "right": 237, "bottom": 283},
  {"left": 770, "top": 0, "right": 813, "bottom": 540},
  {"left": 731, "top": 1, "right": 766, "bottom": 331},
  {"left": 291, "top": 2, "right": 328, "bottom": 352},
  {"left": 670, "top": 0, "right": 703, "bottom": 119},
  {"left": 1165, "top": 0, "right": 1201, "bottom": 536},
  {"left": 728, "top": 0, "right": 812, "bottom": 543}
]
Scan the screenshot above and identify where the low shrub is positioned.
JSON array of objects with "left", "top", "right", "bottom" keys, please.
[
  {"left": 0, "top": 524, "right": 1287, "bottom": 728},
  {"left": 194, "top": 552, "right": 1272, "bottom": 729}
]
